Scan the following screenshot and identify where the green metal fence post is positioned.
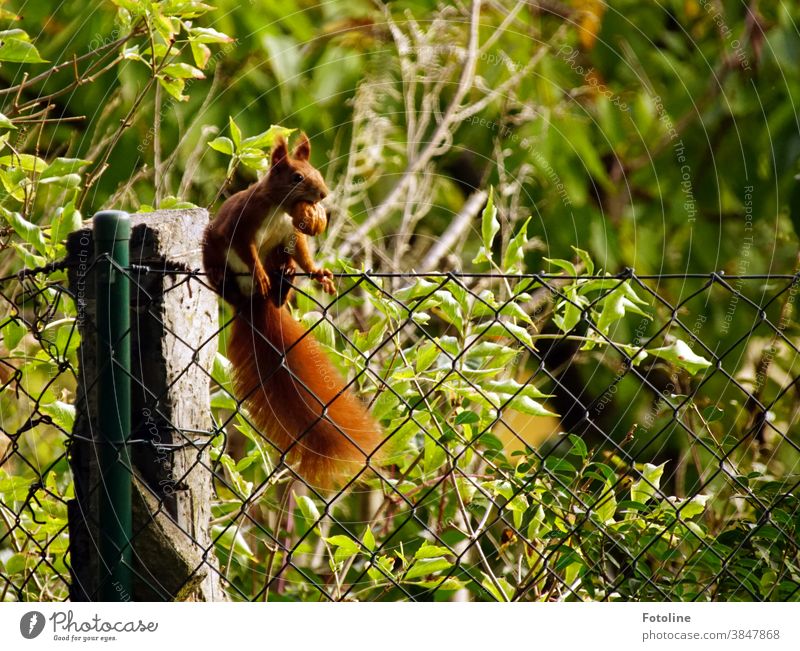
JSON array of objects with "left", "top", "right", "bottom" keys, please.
[{"left": 94, "top": 210, "right": 132, "bottom": 601}]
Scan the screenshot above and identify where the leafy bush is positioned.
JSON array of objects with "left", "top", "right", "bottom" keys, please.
[{"left": 205, "top": 199, "right": 799, "bottom": 601}]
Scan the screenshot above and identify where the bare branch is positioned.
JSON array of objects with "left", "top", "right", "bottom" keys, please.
[
  {"left": 418, "top": 189, "right": 488, "bottom": 272},
  {"left": 340, "top": 0, "right": 483, "bottom": 257}
]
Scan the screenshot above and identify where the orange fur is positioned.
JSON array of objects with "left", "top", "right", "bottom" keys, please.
[{"left": 227, "top": 296, "right": 381, "bottom": 487}]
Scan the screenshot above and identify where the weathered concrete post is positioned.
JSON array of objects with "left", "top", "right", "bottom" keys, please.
[{"left": 67, "top": 208, "right": 225, "bottom": 601}]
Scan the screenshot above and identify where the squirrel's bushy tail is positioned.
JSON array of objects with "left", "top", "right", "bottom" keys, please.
[{"left": 227, "top": 298, "right": 381, "bottom": 487}]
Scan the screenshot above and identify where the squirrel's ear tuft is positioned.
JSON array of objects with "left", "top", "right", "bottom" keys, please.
[
  {"left": 271, "top": 137, "right": 289, "bottom": 168},
  {"left": 293, "top": 133, "right": 311, "bottom": 161}
]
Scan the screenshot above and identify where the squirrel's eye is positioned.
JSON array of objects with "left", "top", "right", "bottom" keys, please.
[{"left": 292, "top": 172, "right": 304, "bottom": 183}]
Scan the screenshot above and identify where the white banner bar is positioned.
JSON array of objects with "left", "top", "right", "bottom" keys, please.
[{"left": 1, "top": 602, "right": 798, "bottom": 651}]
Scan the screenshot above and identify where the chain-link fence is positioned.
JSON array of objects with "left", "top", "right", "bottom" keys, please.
[{"left": 2, "top": 217, "right": 799, "bottom": 602}]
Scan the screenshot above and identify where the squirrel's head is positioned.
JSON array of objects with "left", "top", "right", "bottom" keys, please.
[{"left": 267, "top": 133, "right": 330, "bottom": 206}]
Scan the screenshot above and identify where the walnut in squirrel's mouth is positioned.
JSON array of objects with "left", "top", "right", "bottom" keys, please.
[{"left": 290, "top": 200, "right": 328, "bottom": 236}]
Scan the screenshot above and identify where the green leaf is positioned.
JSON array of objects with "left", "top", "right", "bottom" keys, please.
[
  {"left": 188, "top": 26, "right": 234, "bottom": 44},
  {"left": 157, "top": 75, "right": 187, "bottom": 101},
  {"left": 594, "top": 481, "right": 617, "bottom": 524},
  {"left": 325, "top": 535, "right": 360, "bottom": 553},
  {"left": 325, "top": 534, "right": 361, "bottom": 563},
  {"left": 242, "top": 125, "right": 294, "bottom": 150},
  {"left": 42, "top": 158, "right": 91, "bottom": 179},
  {"left": 508, "top": 394, "right": 557, "bottom": 417},
  {"left": 208, "top": 137, "right": 234, "bottom": 155},
  {"left": 702, "top": 405, "right": 724, "bottom": 423},
  {"left": 2, "top": 209, "right": 47, "bottom": 254},
  {"left": 414, "top": 542, "right": 452, "bottom": 560},
  {"left": 572, "top": 246, "right": 595, "bottom": 275},
  {"left": 12, "top": 242, "right": 45, "bottom": 267},
  {"left": 631, "top": 462, "right": 666, "bottom": 504},
  {"left": 680, "top": 494, "right": 709, "bottom": 518},
  {"left": 111, "top": 0, "right": 145, "bottom": 13},
  {"left": 190, "top": 41, "right": 211, "bottom": 69},
  {"left": 2, "top": 318, "right": 26, "bottom": 350},
  {"left": 151, "top": 10, "right": 177, "bottom": 41},
  {"left": 455, "top": 410, "right": 479, "bottom": 425},
  {"left": 0, "top": 472, "right": 32, "bottom": 501},
  {"left": 0, "top": 37, "right": 46, "bottom": 63},
  {"left": 0, "top": 29, "right": 30, "bottom": 40},
  {"left": 40, "top": 401, "right": 75, "bottom": 431},
  {"left": 362, "top": 526, "right": 376, "bottom": 552},
  {"left": 617, "top": 344, "right": 649, "bottom": 366},
  {"left": 371, "top": 391, "right": 399, "bottom": 422},
  {"left": 498, "top": 300, "right": 534, "bottom": 325},
  {"left": 212, "top": 525, "right": 254, "bottom": 559},
  {"left": 480, "top": 573, "right": 513, "bottom": 601},
  {"left": 553, "top": 288, "right": 588, "bottom": 333},
  {"left": 405, "top": 557, "right": 452, "bottom": 580},
  {"left": 423, "top": 430, "right": 447, "bottom": 473},
  {"left": 363, "top": 319, "right": 387, "bottom": 350},
  {"left": 596, "top": 285, "right": 650, "bottom": 335},
  {"left": 161, "top": 62, "right": 205, "bottom": 79},
  {"left": 479, "top": 320, "right": 534, "bottom": 348},
  {"left": 485, "top": 379, "right": 552, "bottom": 400},
  {"left": 527, "top": 504, "right": 546, "bottom": 540},
  {"left": 5, "top": 553, "right": 27, "bottom": 575},
  {"left": 367, "top": 555, "right": 396, "bottom": 583},
  {"left": 408, "top": 577, "right": 465, "bottom": 591},
  {"left": 38, "top": 173, "right": 81, "bottom": 188},
  {"left": 211, "top": 352, "right": 232, "bottom": 386},
  {"left": 760, "top": 570, "right": 778, "bottom": 598},
  {"left": 238, "top": 148, "right": 270, "bottom": 171},
  {"left": 543, "top": 257, "right": 577, "bottom": 276},
  {"left": 229, "top": 117, "right": 242, "bottom": 149},
  {"left": 503, "top": 216, "right": 531, "bottom": 272},
  {"left": 0, "top": 153, "right": 47, "bottom": 172},
  {"left": 0, "top": 112, "right": 15, "bottom": 130},
  {"left": 567, "top": 433, "right": 588, "bottom": 459},
  {"left": 301, "top": 312, "right": 335, "bottom": 348},
  {"left": 647, "top": 339, "right": 711, "bottom": 376},
  {"left": 158, "top": 0, "right": 213, "bottom": 18},
  {"left": 415, "top": 341, "right": 440, "bottom": 373},
  {"left": 472, "top": 187, "right": 499, "bottom": 264},
  {"left": 544, "top": 457, "right": 576, "bottom": 477},
  {"left": 295, "top": 494, "right": 321, "bottom": 529},
  {"left": 210, "top": 389, "right": 236, "bottom": 410},
  {"left": 471, "top": 289, "right": 498, "bottom": 317},
  {"left": 433, "top": 289, "right": 463, "bottom": 332},
  {"left": 394, "top": 278, "right": 439, "bottom": 303}
]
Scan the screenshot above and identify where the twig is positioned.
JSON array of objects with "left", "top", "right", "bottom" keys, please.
[
  {"left": 262, "top": 477, "right": 294, "bottom": 601},
  {"left": 79, "top": 39, "right": 178, "bottom": 209},
  {"left": 418, "top": 189, "right": 488, "bottom": 272},
  {"left": 0, "top": 28, "right": 141, "bottom": 97},
  {"left": 153, "top": 83, "right": 164, "bottom": 205},
  {"left": 340, "top": 0, "right": 483, "bottom": 256}
]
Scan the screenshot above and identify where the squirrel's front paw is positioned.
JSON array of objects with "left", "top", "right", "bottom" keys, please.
[
  {"left": 311, "top": 268, "right": 336, "bottom": 295},
  {"left": 254, "top": 267, "right": 271, "bottom": 297}
]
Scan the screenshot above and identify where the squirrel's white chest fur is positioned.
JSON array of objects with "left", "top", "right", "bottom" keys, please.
[
  {"left": 254, "top": 205, "right": 295, "bottom": 257},
  {"left": 229, "top": 205, "right": 295, "bottom": 296}
]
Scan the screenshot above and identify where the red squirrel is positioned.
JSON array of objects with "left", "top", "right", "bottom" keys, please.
[{"left": 202, "top": 133, "right": 381, "bottom": 486}]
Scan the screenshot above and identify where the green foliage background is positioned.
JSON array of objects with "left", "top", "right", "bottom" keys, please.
[{"left": 0, "top": 0, "right": 799, "bottom": 601}]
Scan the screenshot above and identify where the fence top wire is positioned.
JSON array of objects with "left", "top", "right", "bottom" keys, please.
[{"left": 5, "top": 258, "right": 800, "bottom": 282}]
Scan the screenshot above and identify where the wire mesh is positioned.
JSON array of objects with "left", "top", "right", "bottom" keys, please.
[{"left": 1, "top": 262, "right": 799, "bottom": 601}]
